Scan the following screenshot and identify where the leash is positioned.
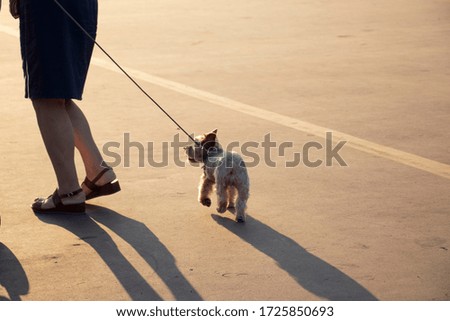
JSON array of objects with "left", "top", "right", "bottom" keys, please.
[{"left": 52, "top": 0, "right": 198, "bottom": 145}]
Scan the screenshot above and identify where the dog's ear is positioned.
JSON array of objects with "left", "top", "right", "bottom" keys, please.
[{"left": 203, "top": 129, "right": 217, "bottom": 144}]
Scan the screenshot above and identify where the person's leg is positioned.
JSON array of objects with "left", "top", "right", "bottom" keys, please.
[
  {"left": 65, "top": 99, "right": 117, "bottom": 194},
  {"left": 32, "top": 98, "right": 85, "bottom": 208}
]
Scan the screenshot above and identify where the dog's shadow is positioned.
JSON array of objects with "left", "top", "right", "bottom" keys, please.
[
  {"left": 212, "top": 214, "right": 377, "bottom": 300},
  {"left": 0, "top": 243, "right": 29, "bottom": 301},
  {"left": 36, "top": 206, "right": 202, "bottom": 301}
]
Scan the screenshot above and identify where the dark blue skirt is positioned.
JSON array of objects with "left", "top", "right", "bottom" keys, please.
[{"left": 19, "top": 0, "right": 98, "bottom": 100}]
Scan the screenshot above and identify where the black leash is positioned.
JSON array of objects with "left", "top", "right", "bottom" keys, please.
[{"left": 52, "top": 0, "right": 198, "bottom": 145}]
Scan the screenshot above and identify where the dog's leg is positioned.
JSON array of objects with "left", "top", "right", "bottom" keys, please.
[
  {"left": 227, "top": 186, "right": 237, "bottom": 211},
  {"left": 198, "top": 173, "right": 214, "bottom": 207},
  {"left": 216, "top": 182, "right": 228, "bottom": 214},
  {"left": 235, "top": 183, "right": 249, "bottom": 223}
]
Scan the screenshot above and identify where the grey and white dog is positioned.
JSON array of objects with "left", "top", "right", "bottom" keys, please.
[{"left": 185, "top": 129, "right": 249, "bottom": 222}]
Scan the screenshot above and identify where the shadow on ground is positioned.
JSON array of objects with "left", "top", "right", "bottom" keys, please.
[
  {"left": 212, "top": 214, "right": 377, "bottom": 301},
  {"left": 0, "top": 243, "right": 29, "bottom": 301},
  {"left": 36, "top": 205, "right": 202, "bottom": 301}
]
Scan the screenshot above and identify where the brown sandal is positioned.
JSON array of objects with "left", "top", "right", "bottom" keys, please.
[
  {"left": 32, "top": 189, "right": 85, "bottom": 214},
  {"left": 83, "top": 167, "right": 121, "bottom": 201}
]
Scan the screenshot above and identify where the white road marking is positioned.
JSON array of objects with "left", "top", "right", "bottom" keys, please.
[
  {"left": 2, "top": 24, "right": 449, "bottom": 179},
  {"left": 90, "top": 58, "right": 450, "bottom": 180}
]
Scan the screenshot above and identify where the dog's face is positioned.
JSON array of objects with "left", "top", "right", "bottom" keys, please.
[{"left": 185, "top": 129, "right": 218, "bottom": 164}]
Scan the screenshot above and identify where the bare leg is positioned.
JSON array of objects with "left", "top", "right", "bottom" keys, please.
[
  {"left": 65, "top": 99, "right": 116, "bottom": 194},
  {"left": 32, "top": 99, "right": 84, "bottom": 207}
]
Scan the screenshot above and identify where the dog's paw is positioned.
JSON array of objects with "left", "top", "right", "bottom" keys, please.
[
  {"left": 216, "top": 204, "right": 227, "bottom": 213},
  {"left": 200, "top": 198, "right": 212, "bottom": 207},
  {"left": 236, "top": 215, "right": 246, "bottom": 223}
]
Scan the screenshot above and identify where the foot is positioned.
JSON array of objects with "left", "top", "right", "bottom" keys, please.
[
  {"left": 82, "top": 168, "right": 117, "bottom": 196},
  {"left": 37, "top": 191, "right": 85, "bottom": 210},
  {"left": 200, "top": 198, "right": 212, "bottom": 207},
  {"left": 32, "top": 189, "right": 86, "bottom": 214},
  {"left": 216, "top": 202, "right": 227, "bottom": 214}
]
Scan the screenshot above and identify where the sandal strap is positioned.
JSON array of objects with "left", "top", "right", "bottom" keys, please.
[
  {"left": 51, "top": 189, "right": 62, "bottom": 207},
  {"left": 59, "top": 188, "right": 83, "bottom": 199},
  {"left": 92, "top": 166, "right": 112, "bottom": 184},
  {"left": 83, "top": 177, "right": 97, "bottom": 191},
  {"left": 83, "top": 166, "right": 112, "bottom": 191}
]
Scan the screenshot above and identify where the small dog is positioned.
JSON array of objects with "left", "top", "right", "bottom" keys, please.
[{"left": 185, "top": 129, "right": 249, "bottom": 222}]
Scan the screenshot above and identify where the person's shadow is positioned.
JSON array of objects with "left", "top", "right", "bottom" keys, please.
[
  {"left": 0, "top": 243, "right": 30, "bottom": 301},
  {"left": 212, "top": 214, "right": 378, "bottom": 300},
  {"left": 36, "top": 206, "right": 202, "bottom": 301}
]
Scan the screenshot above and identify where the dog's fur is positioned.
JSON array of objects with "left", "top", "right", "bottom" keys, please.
[{"left": 185, "top": 129, "right": 249, "bottom": 222}]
